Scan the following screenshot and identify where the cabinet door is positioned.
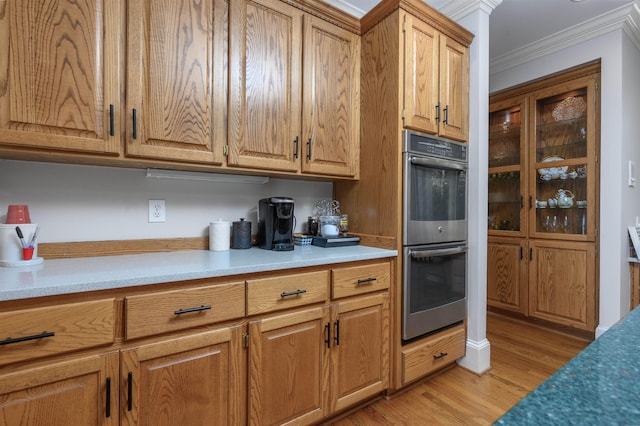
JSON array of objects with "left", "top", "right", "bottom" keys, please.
[
  {"left": 438, "top": 35, "right": 468, "bottom": 142},
  {"left": 0, "top": 0, "right": 122, "bottom": 154},
  {"left": 529, "top": 240, "right": 596, "bottom": 331},
  {"left": 0, "top": 351, "right": 118, "bottom": 426},
  {"left": 248, "top": 307, "right": 329, "bottom": 426},
  {"left": 529, "top": 76, "right": 598, "bottom": 241},
  {"left": 487, "top": 237, "right": 528, "bottom": 314},
  {"left": 120, "top": 325, "right": 244, "bottom": 426},
  {"left": 228, "top": 0, "right": 302, "bottom": 172},
  {"left": 301, "top": 15, "right": 359, "bottom": 177},
  {"left": 126, "top": 0, "right": 225, "bottom": 164},
  {"left": 329, "top": 293, "right": 389, "bottom": 413},
  {"left": 488, "top": 99, "right": 527, "bottom": 237},
  {"left": 402, "top": 14, "right": 439, "bottom": 135}
]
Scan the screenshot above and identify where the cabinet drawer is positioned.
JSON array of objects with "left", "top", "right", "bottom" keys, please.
[
  {"left": 401, "top": 324, "right": 465, "bottom": 384},
  {"left": 247, "top": 271, "right": 329, "bottom": 315},
  {"left": 332, "top": 261, "right": 390, "bottom": 299},
  {"left": 0, "top": 299, "right": 115, "bottom": 366},
  {"left": 125, "top": 282, "right": 245, "bottom": 340}
]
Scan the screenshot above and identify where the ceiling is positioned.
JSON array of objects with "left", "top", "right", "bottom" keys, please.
[{"left": 325, "top": 0, "right": 633, "bottom": 60}]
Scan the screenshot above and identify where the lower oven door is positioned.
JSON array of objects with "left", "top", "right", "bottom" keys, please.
[{"left": 403, "top": 243, "right": 467, "bottom": 342}]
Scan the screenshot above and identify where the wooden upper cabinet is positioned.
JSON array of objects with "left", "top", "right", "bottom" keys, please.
[
  {"left": 403, "top": 14, "right": 439, "bottom": 135},
  {"left": 301, "top": 16, "right": 360, "bottom": 177},
  {"left": 438, "top": 35, "right": 468, "bottom": 142},
  {"left": 229, "top": 0, "right": 360, "bottom": 177},
  {"left": 126, "top": 0, "right": 226, "bottom": 164},
  {"left": 0, "top": 0, "right": 122, "bottom": 154},
  {"left": 402, "top": 13, "right": 468, "bottom": 142},
  {"left": 228, "top": 0, "right": 302, "bottom": 172}
]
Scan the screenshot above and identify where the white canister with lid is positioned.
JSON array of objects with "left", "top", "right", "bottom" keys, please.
[{"left": 209, "top": 219, "right": 231, "bottom": 251}]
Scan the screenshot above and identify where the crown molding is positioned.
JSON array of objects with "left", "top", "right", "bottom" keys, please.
[
  {"left": 623, "top": 3, "right": 640, "bottom": 52},
  {"left": 323, "top": 0, "right": 367, "bottom": 18},
  {"left": 438, "top": 0, "right": 502, "bottom": 21},
  {"left": 490, "top": 2, "right": 639, "bottom": 75}
]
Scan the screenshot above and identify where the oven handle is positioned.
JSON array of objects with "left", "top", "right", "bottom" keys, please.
[
  {"left": 409, "top": 156, "right": 467, "bottom": 171},
  {"left": 409, "top": 245, "right": 467, "bottom": 259}
]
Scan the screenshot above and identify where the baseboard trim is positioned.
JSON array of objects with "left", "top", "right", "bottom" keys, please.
[
  {"left": 595, "top": 325, "right": 609, "bottom": 338},
  {"left": 457, "top": 338, "right": 491, "bottom": 375}
]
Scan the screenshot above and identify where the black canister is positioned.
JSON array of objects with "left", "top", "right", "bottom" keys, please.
[{"left": 232, "top": 218, "right": 252, "bottom": 249}]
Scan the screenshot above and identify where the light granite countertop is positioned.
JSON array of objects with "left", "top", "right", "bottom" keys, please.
[
  {"left": 0, "top": 246, "right": 397, "bottom": 302},
  {"left": 495, "top": 306, "right": 640, "bottom": 425}
]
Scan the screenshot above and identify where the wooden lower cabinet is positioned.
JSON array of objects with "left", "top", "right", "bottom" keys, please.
[
  {"left": 488, "top": 238, "right": 597, "bottom": 332},
  {"left": 529, "top": 240, "right": 597, "bottom": 331},
  {"left": 487, "top": 237, "right": 528, "bottom": 315},
  {"left": 120, "top": 325, "right": 245, "bottom": 426},
  {"left": 247, "top": 295, "right": 390, "bottom": 425},
  {"left": 0, "top": 351, "right": 119, "bottom": 426},
  {"left": 330, "top": 293, "right": 389, "bottom": 413},
  {"left": 0, "top": 259, "right": 394, "bottom": 426},
  {"left": 248, "top": 307, "right": 330, "bottom": 426}
]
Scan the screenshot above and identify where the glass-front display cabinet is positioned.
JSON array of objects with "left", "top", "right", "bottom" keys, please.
[
  {"left": 529, "top": 79, "right": 597, "bottom": 241},
  {"left": 488, "top": 100, "right": 526, "bottom": 237}
]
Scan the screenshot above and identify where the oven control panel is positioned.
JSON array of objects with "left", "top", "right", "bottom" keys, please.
[{"left": 403, "top": 130, "right": 467, "bottom": 162}]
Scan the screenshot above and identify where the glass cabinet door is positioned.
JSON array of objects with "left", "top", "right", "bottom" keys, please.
[
  {"left": 530, "top": 80, "right": 596, "bottom": 240},
  {"left": 488, "top": 102, "right": 525, "bottom": 235}
]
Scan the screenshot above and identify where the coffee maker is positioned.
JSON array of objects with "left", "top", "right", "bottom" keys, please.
[{"left": 257, "top": 197, "right": 295, "bottom": 251}]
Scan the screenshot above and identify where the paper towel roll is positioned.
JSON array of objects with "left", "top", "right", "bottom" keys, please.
[{"left": 209, "top": 219, "right": 230, "bottom": 251}]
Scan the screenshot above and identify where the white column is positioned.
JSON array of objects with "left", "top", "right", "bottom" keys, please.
[{"left": 438, "top": 0, "right": 501, "bottom": 374}]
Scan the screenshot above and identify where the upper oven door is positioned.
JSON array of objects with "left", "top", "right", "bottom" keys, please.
[{"left": 403, "top": 153, "right": 467, "bottom": 245}]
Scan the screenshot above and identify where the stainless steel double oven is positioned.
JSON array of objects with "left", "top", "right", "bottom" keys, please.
[{"left": 402, "top": 130, "right": 468, "bottom": 343}]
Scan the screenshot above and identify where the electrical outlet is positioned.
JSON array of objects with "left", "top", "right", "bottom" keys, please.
[{"left": 148, "top": 199, "right": 166, "bottom": 223}]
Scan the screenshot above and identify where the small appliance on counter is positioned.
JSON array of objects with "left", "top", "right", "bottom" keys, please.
[{"left": 257, "top": 197, "right": 295, "bottom": 251}]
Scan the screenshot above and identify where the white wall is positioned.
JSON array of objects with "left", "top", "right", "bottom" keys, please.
[
  {"left": 621, "top": 33, "right": 640, "bottom": 311},
  {"left": 0, "top": 160, "right": 333, "bottom": 243},
  {"left": 490, "top": 28, "right": 640, "bottom": 332}
]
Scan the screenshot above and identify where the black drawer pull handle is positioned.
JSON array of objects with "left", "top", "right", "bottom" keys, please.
[
  {"left": 435, "top": 102, "right": 441, "bottom": 122},
  {"left": 433, "top": 351, "right": 448, "bottom": 360},
  {"left": 132, "top": 108, "right": 137, "bottom": 139},
  {"left": 0, "top": 331, "right": 55, "bottom": 346},
  {"left": 280, "top": 289, "right": 307, "bottom": 298},
  {"left": 109, "top": 104, "right": 115, "bottom": 136},
  {"left": 105, "top": 377, "right": 111, "bottom": 418},
  {"left": 174, "top": 305, "right": 212, "bottom": 315},
  {"left": 294, "top": 136, "right": 299, "bottom": 159},
  {"left": 306, "top": 138, "right": 312, "bottom": 160},
  {"left": 334, "top": 320, "right": 340, "bottom": 346},
  {"left": 127, "top": 372, "right": 133, "bottom": 411},
  {"left": 443, "top": 105, "right": 449, "bottom": 124},
  {"left": 357, "top": 277, "right": 377, "bottom": 285}
]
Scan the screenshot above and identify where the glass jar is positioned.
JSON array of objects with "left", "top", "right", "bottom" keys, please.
[{"left": 319, "top": 215, "right": 340, "bottom": 237}]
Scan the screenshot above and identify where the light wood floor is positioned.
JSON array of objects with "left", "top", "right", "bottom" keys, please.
[{"left": 330, "top": 312, "right": 591, "bottom": 425}]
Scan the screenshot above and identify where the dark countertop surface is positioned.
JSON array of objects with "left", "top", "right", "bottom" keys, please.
[{"left": 495, "top": 306, "right": 640, "bottom": 425}]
